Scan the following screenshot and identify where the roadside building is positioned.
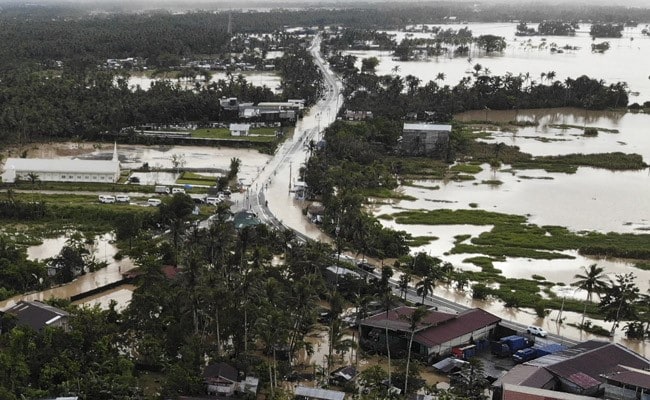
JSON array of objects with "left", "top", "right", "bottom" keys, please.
[
  {"left": 493, "top": 340, "right": 650, "bottom": 399},
  {"left": 400, "top": 123, "right": 451, "bottom": 158},
  {"left": 2, "top": 143, "right": 120, "bottom": 184},
  {"left": 359, "top": 306, "right": 500, "bottom": 361},
  {"left": 324, "top": 265, "right": 360, "bottom": 285},
  {"left": 232, "top": 211, "right": 261, "bottom": 229},
  {"left": 1, "top": 300, "right": 69, "bottom": 332},
  {"left": 295, "top": 386, "right": 345, "bottom": 400}
]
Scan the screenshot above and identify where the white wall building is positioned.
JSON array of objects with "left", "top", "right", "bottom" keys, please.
[
  {"left": 229, "top": 123, "right": 250, "bottom": 136},
  {"left": 1, "top": 144, "right": 121, "bottom": 183}
]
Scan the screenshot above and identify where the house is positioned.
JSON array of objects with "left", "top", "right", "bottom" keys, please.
[
  {"left": 203, "top": 362, "right": 238, "bottom": 397},
  {"left": 601, "top": 365, "right": 650, "bottom": 400},
  {"left": 400, "top": 123, "right": 451, "bottom": 158},
  {"left": 229, "top": 123, "right": 250, "bottom": 137},
  {"left": 295, "top": 386, "right": 345, "bottom": 400},
  {"left": 2, "top": 143, "right": 120, "bottom": 184},
  {"left": 306, "top": 203, "right": 325, "bottom": 224},
  {"left": 1, "top": 300, "right": 69, "bottom": 332},
  {"left": 493, "top": 341, "right": 650, "bottom": 399},
  {"left": 330, "top": 365, "right": 358, "bottom": 385},
  {"left": 344, "top": 110, "right": 373, "bottom": 121},
  {"left": 359, "top": 306, "right": 500, "bottom": 362},
  {"left": 502, "top": 384, "right": 599, "bottom": 400}
]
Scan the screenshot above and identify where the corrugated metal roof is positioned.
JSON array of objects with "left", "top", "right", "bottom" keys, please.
[
  {"left": 545, "top": 342, "right": 650, "bottom": 388},
  {"left": 360, "top": 306, "right": 456, "bottom": 332},
  {"left": 601, "top": 365, "right": 650, "bottom": 390},
  {"left": 295, "top": 386, "right": 345, "bottom": 400},
  {"left": 229, "top": 123, "right": 250, "bottom": 130},
  {"left": 4, "top": 158, "right": 119, "bottom": 174},
  {"left": 493, "top": 364, "right": 555, "bottom": 388},
  {"left": 502, "top": 384, "right": 600, "bottom": 399},
  {"left": 414, "top": 308, "right": 501, "bottom": 347},
  {"left": 403, "top": 123, "right": 452, "bottom": 132},
  {"left": 3, "top": 300, "right": 69, "bottom": 331}
]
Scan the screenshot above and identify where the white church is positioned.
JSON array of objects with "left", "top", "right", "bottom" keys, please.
[{"left": 1, "top": 144, "right": 121, "bottom": 184}]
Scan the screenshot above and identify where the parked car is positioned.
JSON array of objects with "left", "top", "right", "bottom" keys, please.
[
  {"left": 147, "top": 198, "right": 162, "bottom": 207},
  {"left": 526, "top": 326, "right": 548, "bottom": 338},
  {"left": 205, "top": 196, "right": 222, "bottom": 205},
  {"left": 99, "top": 195, "right": 116, "bottom": 204},
  {"left": 171, "top": 187, "right": 186, "bottom": 194},
  {"left": 155, "top": 186, "right": 170, "bottom": 194},
  {"left": 115, "top": 194, "right": 130, "bottom": 203}
]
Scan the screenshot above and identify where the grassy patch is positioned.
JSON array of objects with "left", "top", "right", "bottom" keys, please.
[
  {"left": 531, "top": 274, "right": 546, "bottom": 281},
  {"left": 2, "top": 181, "right": 158, "bottom": 193},
  {"left": 407, "top": 235, "right": 438, "bottom": 246},
  {"left": 568, "top": 321, "right": 610, "bottom": 337},
  {"left": 548, "top": 124, "right": 619, "bottom": 133},
  {"left": 392, "top": 209, "right": 526, "bottom": 226},
  {"left": 481, "top": 180, "right": 503, "bottom": 186},
  {"left": 176, "top": 171, "right": 216, "bottom": 186},
  {"left": 450, "top": 163, "right": 483, "bottom": 174},
  {"left": 633, "top": 262, "right": 650, "bottom": 271},
  {"left": 360, "top": 187, "right": 417, "bottom": 201},
  {"left": 513, "top": 152, "right": 647, "bottom": 173}
]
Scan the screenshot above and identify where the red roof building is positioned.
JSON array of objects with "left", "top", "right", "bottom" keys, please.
[{"left": 359, "top": 306, "right": 501, "bottom": 361}]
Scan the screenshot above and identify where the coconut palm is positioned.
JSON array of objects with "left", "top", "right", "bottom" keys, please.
[
  {"left": 401, "top": 306, "right": 428, "bottom": 395},
  {"left": 416, "top": 274, "right": 435, "bottom": 304},
  {"left": 398, "top": 273, "right": 411, "bottom": 300},
  {"left": 573, "top": 264, "right": 610, "bottom": 327}
]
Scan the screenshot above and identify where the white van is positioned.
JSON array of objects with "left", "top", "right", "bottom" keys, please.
[
  {"left": 99, "top": 195, "right": 116, "bottom": 204},
  {"left": 172, "top": 187, "right": 186, "bottom": 194},
  {"left": 147, "top": 198, "right": 162, "bottom": 207},
  {"left": 205, "top": 196, "right": 221, "bottom": 205},
  {"left": 116, "top": 194, "right": 130, "bottom": 203}
]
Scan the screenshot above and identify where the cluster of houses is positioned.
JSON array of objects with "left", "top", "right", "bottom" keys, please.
[
  {"left": 2, "top": 298, "right": 649, "bottom": 400},
  {"left": 220, "top": 97, "right": 305, "bottom": 124}
]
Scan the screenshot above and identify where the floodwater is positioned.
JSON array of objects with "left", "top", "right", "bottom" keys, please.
[
  {"left": 72, "top": 284, "right": 135, "bottom": 312},
  {"left": 128, "top": 71, "right": 282, "bottom": 93},
  {"left": 7, "top": 142, "right": 272, "bottom": 187},
  {"left": 345, "top": 23, "right": 650, "bottom": 101},
  {"left": 0, "top": 233, "right": 135, "bottom": 310}
]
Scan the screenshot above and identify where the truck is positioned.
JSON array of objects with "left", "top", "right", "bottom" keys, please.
[
  {"left": 451, "top": 344, "right": 477, "bottom": 360},
  {"left": 155, "top": 185, "right": 170, "bottom": 194},
  {"left": 491, "top": 335, "right": 533, "bottom": 358},
  {"left": 512, "top": 343, "right": 566, "bottom": 363}
]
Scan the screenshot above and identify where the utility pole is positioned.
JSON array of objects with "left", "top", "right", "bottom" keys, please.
[{"left": 288, "top": 162, "right": 292, "bottom": 191}]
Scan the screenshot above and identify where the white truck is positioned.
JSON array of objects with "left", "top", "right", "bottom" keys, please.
[{"left": 155, "top": 186, "right": 170, "bottom": 194}]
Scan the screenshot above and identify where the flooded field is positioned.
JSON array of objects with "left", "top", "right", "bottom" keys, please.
[
  {"left": 128, "top": 71, "right": 282, "bottom": 93},
  {"left": 345, "top": 23, "right": 650, "bottom": 101},
  {"left": 7, "top": 142, "right": 273, "bottom": 187}
]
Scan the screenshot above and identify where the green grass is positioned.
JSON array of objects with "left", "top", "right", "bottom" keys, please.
[
  {"left": 513, "top": 152, "right": 647, "bottom": 173},
  {"left": 633, "top": 262, "right": 650, "bottom": 271},
  {"left": 548, "top": 124, "right": 619, "bottom": 133},
  {"left": 407, "top": 235, "right": 438, "bottom": 246},
  {"left": 392, "top": 209, "right": 527, "bottom": 226},
  {"left": 359, "top": 187, "right": 417, "bottom": 201},
  {"left": 176, "top": 171, "right": 217, "bottom": 186},
  {"left": 2, "top": 181, "right": 158, "bottom": 193},
  {"left": 481, "top": 180, "right": 503, "bottom": 186},
  {"left": 450, "top": 163, "right": 483, "bottom": 174}
]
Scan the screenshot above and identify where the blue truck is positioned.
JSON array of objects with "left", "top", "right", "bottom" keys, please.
[
  {"left": 491, "top": 335, "right": 534, "bottom": 358},
  {"left": 512, "top": 343, "right": 566, "bottom": 363}
]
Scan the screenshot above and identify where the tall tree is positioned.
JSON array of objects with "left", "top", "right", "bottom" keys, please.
[{"left": 573, "top": 264, "right": 610, "bottom": 327}]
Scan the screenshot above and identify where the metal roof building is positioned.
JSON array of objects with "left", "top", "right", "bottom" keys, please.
[
  {"left": 1, "top": 300, "right": 69, "bottom": 332},
  {"left": 1, "top": 144, "right": 120, "bottom": 183}
]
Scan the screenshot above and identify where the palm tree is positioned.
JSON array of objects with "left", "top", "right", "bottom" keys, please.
[
  {"left": 402, "top": 306, "right": 428, "bottom": 395},
  {"left": 398, "top": 273, "right": 411, "bottom": 300},
  {"left": 416, "top": 275, "right": 435, "bottom": 304},
  {"left": 435, "top": 72, "right": 446, "bottom": 82},
  {"left": 573, "top": 264, "right": 610, "bottom": 327},
  {"left": 391, "top": 65, "right": 401, "bottom": 75}
]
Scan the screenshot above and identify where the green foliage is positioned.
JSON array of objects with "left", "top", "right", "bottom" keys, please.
[
  {"left": 450, "top": 164, "right": 483, "bottom": 174},
  {"left": 392, "top": 209, "right": 527, "bottom": 226}
]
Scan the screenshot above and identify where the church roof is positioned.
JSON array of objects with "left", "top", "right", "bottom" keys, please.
[{"left": 4, "top": 158, "right": 119, "bottom": 175}]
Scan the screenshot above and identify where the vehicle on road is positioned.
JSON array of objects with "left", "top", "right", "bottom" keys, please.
[
  {"left": 155, "top": 185, "right": 170, "bottom": 194},
  {"left": 527, "top": 326, "right": 548, "bottom": 338},
  {"left": 99, "top": 195, "right": 116, "bottom": 204},
  {"left": 147, "top": 198, "right": 162, "bottom": 207},
  {"left": 205, "top": 196, "right": 222, "bottom": 205},
  {"left": 172, "top": 187, "right": 185, "bottom": 194},
  {"left": 115, "top": 194, "right": 130, "bottom": 203}
]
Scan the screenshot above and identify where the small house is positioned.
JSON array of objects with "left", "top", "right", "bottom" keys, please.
[
  {"left": 229, "top": 123, "right": 250, "bottom": 137},
  {"left": 1, "top": 300, "right": 70, "bottom": 332},
  {"left": 203, "top": 362, "right": 238, "bottom": 397}
]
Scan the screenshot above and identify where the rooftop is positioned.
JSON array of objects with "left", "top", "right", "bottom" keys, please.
[
  {"left": 403, "top": 123, "right": 452, "bottom": 132},
  {"left": 3, "top": 157, "right": 119, "bottom": 174},
  {"left": 295, "top": 386, "right": 345, "bottom": 400},
  {"left": 361, "top": 306, "right": 456, "bottom": 332},
  {"left": 602, "top": 365, "right": 650, "bottom": 389},
  {"left": 203, "top": 362, "right": 238, "bottom": 383},
  {"left": 3, "top": 300, "right": 69, "bottom": 331}
]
